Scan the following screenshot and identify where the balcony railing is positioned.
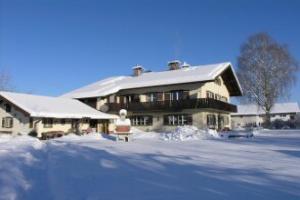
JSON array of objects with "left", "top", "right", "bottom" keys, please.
[{"left": 105, "top": 98, "right": 237, "bottom": 113}]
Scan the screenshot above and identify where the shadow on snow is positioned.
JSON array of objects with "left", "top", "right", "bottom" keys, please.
[{"left": 14, "top": 140, "right": 300, "bottom": 200}]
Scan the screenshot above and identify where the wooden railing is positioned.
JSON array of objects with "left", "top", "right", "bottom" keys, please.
[{"left": 105, "top": 98, "right": 237, "bottom": 113}]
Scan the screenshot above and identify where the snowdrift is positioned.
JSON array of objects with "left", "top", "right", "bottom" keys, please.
[
  {"left": 161, "top": 126, "right": 221, "bottom": 141},
  {"left": 54, "top": 133, "right": 110, "bottom": 141},
  {"left": 54, "top": 126, "right": 255, "bottom": 142},
  {"left": 131, "top": 126, "right": 255, "bottom": 141},
  {"left": 131, "top": 126, "right": 222, "bottom": 141}
]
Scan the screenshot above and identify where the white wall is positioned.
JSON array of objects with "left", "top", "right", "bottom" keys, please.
[{"left": 0, "top": 99, "right": 31, "bottom": 135}]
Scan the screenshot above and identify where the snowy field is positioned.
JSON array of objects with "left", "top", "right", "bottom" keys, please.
[{"left": 1, "top": 129, "right": 300, "bottom": 200}]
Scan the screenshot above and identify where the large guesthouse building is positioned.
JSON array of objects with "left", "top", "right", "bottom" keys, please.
[{"left": 62, "top": 61, "right": 243, "bottom": 131}]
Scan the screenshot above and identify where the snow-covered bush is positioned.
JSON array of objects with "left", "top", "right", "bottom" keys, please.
[
  {"left": 270, "top": 119, "right": 297, "bottom": 129},
  {"left": 161, "top": 126, "right": 220, "bottom": 141}
]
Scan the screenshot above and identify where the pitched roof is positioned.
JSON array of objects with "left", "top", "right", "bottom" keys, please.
[
  {"left": 61, "top": 62, "right": 243, "bottom": 99},
  {"left": 0, "top": 91, "right": 117, "bottom": 119},
  {"left": 232, "top": 102, "right": 300, "bottom": 116}
]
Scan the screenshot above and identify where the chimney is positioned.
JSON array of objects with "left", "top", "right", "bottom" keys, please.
[
  {"left": 168, "top": 60, "right": 181, "bottom": 70},
  {"left": 132, "top": 65, "right": 144, "bottom": 76},
  {"left": 181, "top": 61, "right": 190, "bottom": 68}
]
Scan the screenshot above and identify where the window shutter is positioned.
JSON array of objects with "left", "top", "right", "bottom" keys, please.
[{"left": 9, "top": 118, "right": 13, "bottom": 128}]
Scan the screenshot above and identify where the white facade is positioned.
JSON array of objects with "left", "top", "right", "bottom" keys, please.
[{"left": 0, "top": 91, "right": 117, "bottom": 137}]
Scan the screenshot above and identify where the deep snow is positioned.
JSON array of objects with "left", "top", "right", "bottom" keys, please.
[{"left": 1, "top": 129, "right": 300, "bottom": 200}]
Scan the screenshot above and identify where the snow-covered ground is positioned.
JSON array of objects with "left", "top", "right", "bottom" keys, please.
[{"left": 1, "top": 129, "right": 300, "bottom": 200}]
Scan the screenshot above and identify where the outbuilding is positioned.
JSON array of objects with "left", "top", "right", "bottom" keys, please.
[{"left": 0, "top": 91, "right": 118, "bottom": 137}]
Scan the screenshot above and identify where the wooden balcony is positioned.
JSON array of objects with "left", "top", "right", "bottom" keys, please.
[{"left": 105, "top": 98, "right": 237, "bottom": 113}]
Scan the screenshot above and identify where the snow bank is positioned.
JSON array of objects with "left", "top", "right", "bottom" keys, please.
[
  {"left": 219, "top": 130, "right": 254, "bottom": 138},
  {"left": 131, "top": 126, "right": 221, "bottom": 141},
  {"left": 131, "top": 127, "right": 160, "bottom": 140},
  {"left": 165, "top": 126, "right": 223, "bottom": 141},
  {"left": 162, "top": 126, "right": 203, "bottom": 141},
  {"left": 54, "top": 133, "right": 108, "bottom": 141},
  {"left": 0, "top": 135, "right": 44, "bottom": 150},
  {"left": 1, "top": 130, "right": 300, "bottom": 199}
]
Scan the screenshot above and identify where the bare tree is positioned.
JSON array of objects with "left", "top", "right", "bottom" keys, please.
[
  {"left": 0, "top": 70, "right": 13, "bottom": 91},
  {"left": 237, "top": 33, "right": 299, "bottom": 126}
]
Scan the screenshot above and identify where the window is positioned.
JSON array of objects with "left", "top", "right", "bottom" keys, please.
[
  {"left": 5, "top": 104, "right": 11, "bottom": 113},
  {"left": 2, "top": 117, "right": 13, "bottom": 128},
  {"left": 61, "top": 119, "right": 66, "bottom": 125},
  {"left": 170, "top": 91, "right": 189, "bottom": 101},
  {"left": 146, "top": 92, "right": 164, "bottom": 102},
  {"left": 290, "top": 115, "right": 295, "bottom": 120},
  {"left": 43, "top": 118, "right": 53, "bottom": 128},
  {"left": 130, "top": 116, "right": 153, "bottom": 126},
  {"left": 207, "top": 114, "right": 216, "bottom": 127},
  {"left": 157, "top": 93, "right": 164, "bottom": 101},
  {"left": 164, "top": 92, "right": 171, "bottom": 101},
  {"left": 206, "top": 91, "right": 214, "bottom": 99},
  {"left": 161, "top": 91, "right": 190, "bottom": 102},
  {"left": 280, "top": 114, "right": 286, "bottom": 117},
  {"left": 163, "top": 114, "right": 192, "bottom": 126},
  {"left": 146, "top": 93, "right": 158, "bottom": 102}
]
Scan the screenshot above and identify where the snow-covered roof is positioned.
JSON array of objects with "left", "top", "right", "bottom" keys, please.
[
  {"left": 0, "top": 91, "right": 118, "bottom": 119},
  {"left": 61, "top": 62, "right": 242, "bottom": 99},
  {"left": 232, "top": 102, "right": 300, "bottom": 116}
]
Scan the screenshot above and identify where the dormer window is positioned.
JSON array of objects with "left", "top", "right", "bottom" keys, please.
[{"left": 5, "top": 104, "right": 11, "bottom": 113}]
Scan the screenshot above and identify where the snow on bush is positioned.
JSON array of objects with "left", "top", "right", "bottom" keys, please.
[{"left": 161, "top": 126, "right": 220, "bottom": 141}]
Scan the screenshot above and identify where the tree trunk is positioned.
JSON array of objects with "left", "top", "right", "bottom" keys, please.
[{"left": 264, "top": 111, "right": 271, "bottom": 128}]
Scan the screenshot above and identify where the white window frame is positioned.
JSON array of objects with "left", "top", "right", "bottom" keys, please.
[
  {"left": 131, "top": 116, "right": 152, "bottom": 126},
  {"left": 165, "top": 114, "right": 191, "bottom": 126}
]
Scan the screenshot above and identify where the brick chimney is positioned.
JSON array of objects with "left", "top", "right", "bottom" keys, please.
[
  {"left": 168, "top": 60, "right": 181, "bottom": 70},
  {"left": 132, "top": 65, "right": 144, "bottom": 76}
]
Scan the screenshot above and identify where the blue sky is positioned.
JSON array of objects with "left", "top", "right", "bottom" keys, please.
[{"left": 0, "top": 0, "right": 300, "bottom": 103}]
